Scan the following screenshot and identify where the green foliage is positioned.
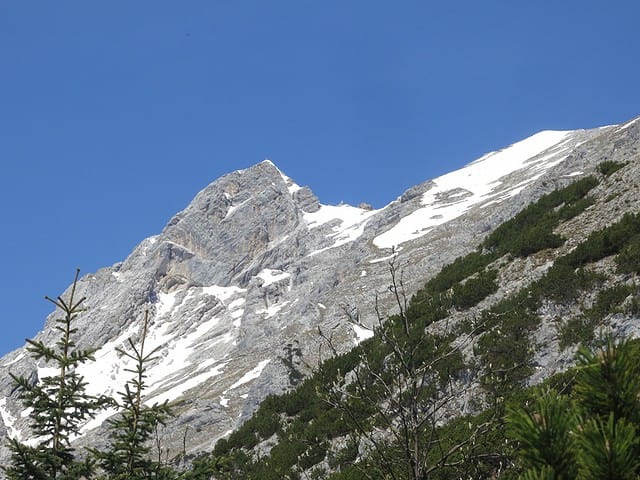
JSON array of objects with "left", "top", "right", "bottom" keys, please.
[
  {"left": 4, "top": 270, "right": 110, "bottom": 480},
  {"left": 327, "top": 437, "right": 358, "bottom": 469},
  {"left": 92, "top": 312, "right": 176, "bottom": 480},
  {"left": 483, "top": 176, "right": 599, "bottom": 258},
  {"left": 508, "top": 220, "right": 565, "bottom": 258},
  {"left": 425, "top": 408, "right": 510, "bottom": 480},
  {"left": 450, "top": 268, "right": 498, "bottom": 309},
  {"left": 562, "top": 212, "right": 640, "bottom": 268},
  {"left": 574, "top": 414, "right": 639, "bottom": 480},
  {"left": 597, "top": 160, "right": 627, "bottom": 177},
  {"left": 616, "top": 234, "right": 640, "bottom": 274},
  {"left": 508, "top": 338, "right": 640, "bottom": 479},
  {"left": 573, "top": 339, "right": 640, "bottom": 424},
  {"left": 559, "top": 284, "right": 633, "bottom": 348},
  {"left": 473, "top": 288, "right": 541, "bottom": 391},
  {"left": 423, "top": 250, "right": 494, "bottom": 294},
  {"left": 535, "top": 264, "right": 602, "bottom": 303},
  {"left": 508, "top": 389, "right": 577, "bottom": 479},
  {"left": 181, "top": 454, "right": 231, "bottom": 480}
]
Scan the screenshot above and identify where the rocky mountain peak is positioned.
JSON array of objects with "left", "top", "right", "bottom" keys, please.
[{"left": 0, "top": 117, "right": 639, "bottom": 468}]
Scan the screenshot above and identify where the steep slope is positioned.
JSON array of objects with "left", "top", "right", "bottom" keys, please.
[
  {"left": 0, "top": 117, "right": 637, "bottom": 466},
  {"left": 191, "top": 118, "right": 640, "bottom": 479}
]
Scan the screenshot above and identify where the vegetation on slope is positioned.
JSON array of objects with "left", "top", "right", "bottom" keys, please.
[
  {"left": 509, "top": 337, "right": 640, "bottom": 479},
  {"left": 7, "top": 159, "right": 640, "bottom": 479}
]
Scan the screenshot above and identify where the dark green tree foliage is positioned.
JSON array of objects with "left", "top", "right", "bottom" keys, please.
[
  {"left": 508, "top": 338, "right": 640, "bottom": 479},
  {"left": 573, "top": 339, "right": 640, "bottom": 425},
  {"left": 508, "top": 389, "right": 576, "bottom": 479},
  {"left": 562, "top": 212, "right": 640, "bottom": 268},
  {"left": 93, "top": 311, "right": 175, "bottom": 480},
  {"left": 597, "top": 160, "right": 627, "bottom": 177},
  {"left": 574, "top": 414, "right": 638, "bottom": 480},
  {"left": 4, "top": 270, "right": 109, "bottom": 480},
  {"left": 450, "top": 268, "right": 498, "bottom": 309},
  {"left": 423, "top": 251, "right": 493, "bottom": 295},
  {"left": 476, "top": 289, "right": 541, "bottom": 391},
  {"left": 616, "top": 234, "right": 640, "bottom": 274},
  {"left": 559, "top": 284, "right": 634, "bottom": 348},
  {"left": 534, "top": 264, "right": 602, "bottom": 304},
  {"left": 482, "top": 176, "right": 598, "bottom": 258},
  {"left": 476, "top": 210, "right": 640, "bottom": 393}
]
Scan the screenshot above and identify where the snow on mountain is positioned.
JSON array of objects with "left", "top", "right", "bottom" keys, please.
[
  {"left": 305, "top": 204, "right": 378, "bottom": 256},
  {"left": 0, "top": 117, "right": 635, "bottom": 466},
  {"left": 373, "top": 130, "right": 574, "bottom": 249}
]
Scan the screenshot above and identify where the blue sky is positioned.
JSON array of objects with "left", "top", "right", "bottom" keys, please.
[{"left": 1, "top": 1, "right": 639, "bottom": 356}]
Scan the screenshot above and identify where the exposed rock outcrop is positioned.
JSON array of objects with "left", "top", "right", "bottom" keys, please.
[{"left": 0, "top": 118, "right": 639, "bottom": 466}]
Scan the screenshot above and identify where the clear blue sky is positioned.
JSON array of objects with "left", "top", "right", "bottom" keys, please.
[{"left": 1, "top": 1, "right": 638, "bottom": 356}]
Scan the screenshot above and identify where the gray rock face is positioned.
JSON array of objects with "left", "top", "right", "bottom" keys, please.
[{"left": 0, "top": 118, "right": 639, "bottom": 466}]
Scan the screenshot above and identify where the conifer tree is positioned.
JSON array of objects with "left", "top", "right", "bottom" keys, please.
[
  {"left": 507, "top": 388, "right": 576, "bottom": 479},
  {"left": 93, "top": 311, "right": 175, "bottom": 480},
  {"left": 3, "top": 269, "right": 109, "bottom": 480},
  {"left": 508, "top": 337, "right": 640, "bottom": 479}
]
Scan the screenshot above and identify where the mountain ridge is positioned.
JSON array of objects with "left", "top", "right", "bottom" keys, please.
[{"left": 0, "top": 116, "right": 638, "bottom": 471}]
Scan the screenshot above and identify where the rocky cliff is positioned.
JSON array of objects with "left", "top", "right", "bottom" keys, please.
[{"left": 0, "top": 116, "right": 638, "bottom": 465}]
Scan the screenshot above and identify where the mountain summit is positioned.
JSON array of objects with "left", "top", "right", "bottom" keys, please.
[{"left": 0, "top": 117, "right": 639, "bottom": 464}]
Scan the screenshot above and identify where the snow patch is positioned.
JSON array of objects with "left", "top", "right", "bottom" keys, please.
[
  {"left": 156, "top": 291, "right": 177, "bottom": 317},
  {"left": 229, "top": 298, "right": 246, "bottom": 310},
  {"left": 224, "top": 197, "right": 251, "bottom": 219},
  {"left": 280, "top": 171, "right": 303, "bottom": 195},
  {"left": 76, "top": 407, "right": 118, "bottom": 438},
  {"left": 374, "top": 130, "right": 573, "bottom": 249},
  {"left": 256, "top": 269, "right": 291, "bottom": 287},
  {"left": 0, "top": 397, "right": 22, "bottom": 440},
  {"left": 202, "top": 285, "right": 246, "bottom": 302},
  {"left": 353, "top": 324, "right": 374, "bottom": 344},
  {"left": 257, "top": 301, "right": 290, "bottom": 318},
  {"left": 618, "top": 117, "right": 640, "bottom": 131},
  {"left": 227, "top": 359, "right": 271, "bottom": 391},
  {"left": 77, "top": 321, "right": 141, "bottom": 403},
  {"left": 369, "top": 252, "right": 399, "bottom": 264},
  {"left": 37, "top": 366, "right": 59, "bottom": 380},
  {"left": 145, "top": 362, "right": 228, "bottom": 406},
  {"left": 305, "top": 204, "right": 378, "bottom": 255},
  {"left": 74, "top": 285, "right": 244, "bottom": 432}
]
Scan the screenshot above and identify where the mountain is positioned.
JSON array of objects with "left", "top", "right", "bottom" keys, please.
[{"left": 0, "top": 116, "right": 639, "bottom": 473}]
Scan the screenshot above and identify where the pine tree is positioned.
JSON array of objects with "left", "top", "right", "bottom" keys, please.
[
  {"left": 93, "top": 311, "right": 176, "bottom": 480},
  {"left": 508, "top": 337, "right": 640, "bottom": 479},
  {"left": 3, "top": 269, "right": 109, "bottom": 480},
  {"left": 507, "top": 388, "right": 576, "bottom": 479}
]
